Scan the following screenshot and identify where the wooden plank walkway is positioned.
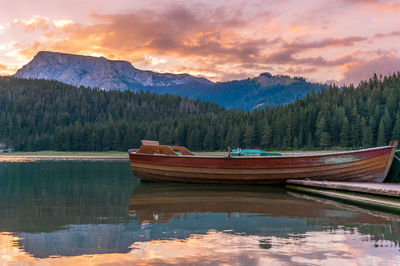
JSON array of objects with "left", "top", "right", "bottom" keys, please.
[
  {"left": 286, "top": 180, "right": 400, "bottom": 198},
  {"left": 286, "top": 180, "right": 400, "bottom": 212}
]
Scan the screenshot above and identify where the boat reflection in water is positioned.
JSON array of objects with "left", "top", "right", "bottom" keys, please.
[
  {"left": 129, "top": 183, "right": 400, "bottom": 242},
  {"left": 126, "top": 184, "right": 400, "bottom": 264},
  {"left": 1, "top": 161, "right": 400, "bottom": 265}
]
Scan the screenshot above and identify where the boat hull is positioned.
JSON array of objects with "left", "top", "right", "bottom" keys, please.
[{"left": 129, "top": 146, "right": 397, "bottom": 184}]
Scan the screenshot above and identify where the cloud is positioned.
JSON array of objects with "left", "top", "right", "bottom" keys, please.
[
  {"left": 4, "top": 1, "right": 399, "bottom": 83},
  {"left": 0, "top": 63, "right": 18, "bottom": 75},
  {"left": 374, "top": 29, "right": 400, "bottom": 38},
  {"left": 376, "top": 2, "right": 400, "bottom": 14},
  {"left": 263, "top": 49, "right": 355, "bottom": 67},
  {"left": 16, "top": 6, "right": 277, "bottom": 79},
  {"left": 14, "top": 6, "right": 369, "bottom": 82},
  {"left": 53, "top": 19, "right": 74, "bottom": 28},
  {"left": 341, "top": 52, "right": 400, "bottom": 84},
  {"left": 285, "top": 66, "right": 317, "bottom": 74},
  {"left": 287, "top": 23, "right": 309, "bottom": 34},
  {"left": 343, "top": 0, "right": 382, "bottom": 4},
  {"left": 0, "top": 63, "right": 8, "bottom": 71},
  {"left": 283, "top": 36, "right": 367, "bottom": 50},
  {"left": 0, "top": 41, "right": 19, "bottom": 51},
  {"left": 13, "top": 15, "right": 50, "bottom": 31}
]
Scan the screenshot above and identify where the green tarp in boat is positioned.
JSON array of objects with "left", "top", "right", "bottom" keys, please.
[{"left": 231, "top": 149, "right": 282, "bottom": 156}]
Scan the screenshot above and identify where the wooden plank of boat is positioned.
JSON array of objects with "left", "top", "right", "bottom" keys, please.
[{"left": 128, "top": 140, "right": 398, "bottom": 184}]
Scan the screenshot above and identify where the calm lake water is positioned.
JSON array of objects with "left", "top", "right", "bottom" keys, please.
[{"left": 0, "top": 161, "right": 400, "bottom": 265}]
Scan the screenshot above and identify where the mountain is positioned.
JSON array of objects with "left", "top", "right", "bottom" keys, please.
[
  {"left": 145, "top": 73, "right": 324, "bottom": 109},
  {"left": 15, "top": 51, "right": 325, "bottom": 109},
  {"left": 15, "top": 51, "right": 212, "bottom": 90}
]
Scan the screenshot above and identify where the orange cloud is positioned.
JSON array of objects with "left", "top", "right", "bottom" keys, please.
[
  {"left": 287, "top": 23, "right": 309, "bottom": 34},
  {"left": 0, "top": 63, "right": 18, "bottom": 75},
  {"left": 376, "top": 2, "right": 400, "bottom": 14},
  {"left": 5, "top": 1, "right": 399, "bottom": 83},
  {"left": 16, "top": 7, "right": 278, "bottom": 80},
  {"left": 13, "top": 15, "right": 50, "bottom": 32},
  {"left": 17, "top": 6, "right": 366, "bottom": 82},
  {"left": 0, "top": 63, "right": 8, "bottom": 71}
]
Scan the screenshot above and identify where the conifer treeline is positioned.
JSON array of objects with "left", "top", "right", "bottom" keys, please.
[
  {"left": 0, "top": 77, "right": 222, "bottom": 151},
  {"left": 0, "top": 73, "right": 399, "bottom": 151}
]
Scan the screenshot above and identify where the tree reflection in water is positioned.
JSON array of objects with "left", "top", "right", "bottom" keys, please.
[{"left": 0, "top": 161, "right": 399, "bottom": 264}]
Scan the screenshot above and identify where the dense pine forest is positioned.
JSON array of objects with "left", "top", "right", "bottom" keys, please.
[
  {"left": 0, "top": 73, "right": 399, "bottom": 151},
  {"left": 0, "top": 77, "right": 222, "bottom": 151}
]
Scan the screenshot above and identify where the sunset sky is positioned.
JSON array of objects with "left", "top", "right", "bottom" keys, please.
[{"left": 1, "top": 0, "right": 400, "bottom": 84}]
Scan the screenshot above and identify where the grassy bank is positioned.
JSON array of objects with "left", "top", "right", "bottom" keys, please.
[
  {"left": 0, "top": 149, "right": 346, "bottom": 162},
  {"left": 2, "top": 150, "right": 128, "bottom": 157},
  {"left": 1, "top": 149, "right": 344, "bottom": 157},
  {"left": 0, "top": 151, "right": 129, "bottom": 162}
]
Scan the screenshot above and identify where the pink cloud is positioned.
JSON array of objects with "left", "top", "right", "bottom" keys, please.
[
  {"left": 374, "top": 29, "right": 400, "bottom": 38},
  {"left": 376, "top": 2, "right": 400, "bottom": 14},
  {"left": 341, "top": 52, "right": 400, "bottom": 84},
  {"left": 2, "top": 0, "right": 400, "bottom": 84},
  {"left": 283, "top": 36, "right": 367, "bottom": 50}
]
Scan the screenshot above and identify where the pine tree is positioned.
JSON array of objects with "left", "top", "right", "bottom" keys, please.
[
  {"left": 315, "top": 116, "right": 327, "bottom": 148},
  {"left": 293, "top": 136, "right": 298, "bottom": 149},
  {"left": 361, "top": 118, "right": 373, "bottom": 148},
  {"left": 392, "top": 111, "right": 400, "bottom": 141},
  {"left": 376, "top": 118, "right": 386, "bottom": 146},
  {"left": 230, "top": 125, "right": 241, "bottom": 149},
  {"left": 203, "top": 127, "right": 215, "bottom": 151},
  {"left": 159, "top": 127, "right": 170, "bottom": 145},
  {"left": 351, "top": 115, "right": 362, "bottom": 147},
  {"left": 243, "top": 125, "right": 255, "bottom": 148},
  {"left": 340, "top": 117, "right": 351, "bottom": 147},
  {"left": 382, "top": 108, "right": 393, "bottom": 142},
  {"left": 216, "top": 124, "right": 227, "bottom": 150},
  {"left": 320, "top": 131, "right": 330, "bottom": 149},
  {"left": 260, "top": 123, "right": 272, "bottom": 149}
]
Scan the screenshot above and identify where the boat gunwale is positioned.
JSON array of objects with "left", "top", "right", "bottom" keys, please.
[{"left": 129, "top": 145, "right": 395, "bottom": 159}]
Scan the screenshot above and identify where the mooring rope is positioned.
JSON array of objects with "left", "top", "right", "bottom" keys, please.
[{"left": 394, "top": 155, "right": 400, "bottom": 162}]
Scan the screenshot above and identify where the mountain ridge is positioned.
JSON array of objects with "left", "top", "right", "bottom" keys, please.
[
  {"left": 14, "top": 51, "right": 325, "bottom": 109},
  {"left": 15, "top": 51, "right": 213, "bottom": 90}
]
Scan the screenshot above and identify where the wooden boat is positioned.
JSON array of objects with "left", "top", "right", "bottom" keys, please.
[{"left": 128, "top": 140, "right": 398, "bottom": 184}]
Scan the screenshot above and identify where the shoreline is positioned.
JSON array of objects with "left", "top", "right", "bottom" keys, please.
[
  {"left": 0, "top": 150, "right": 342, "bottom": 162},
  {"left": 0, "top": 155, "right": 129, "bottom": 162}
]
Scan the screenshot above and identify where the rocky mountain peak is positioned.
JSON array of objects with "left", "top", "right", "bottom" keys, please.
[{"left": 15, "top": 51, "right": 212, "bottom": 90}]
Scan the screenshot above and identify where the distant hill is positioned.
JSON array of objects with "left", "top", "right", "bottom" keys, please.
[
  {"left": 15, "top": 51, "right": 325, "bottom": 109},
  {"left": 146, "top": 73, "right": 325, "bottom": 109}
]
